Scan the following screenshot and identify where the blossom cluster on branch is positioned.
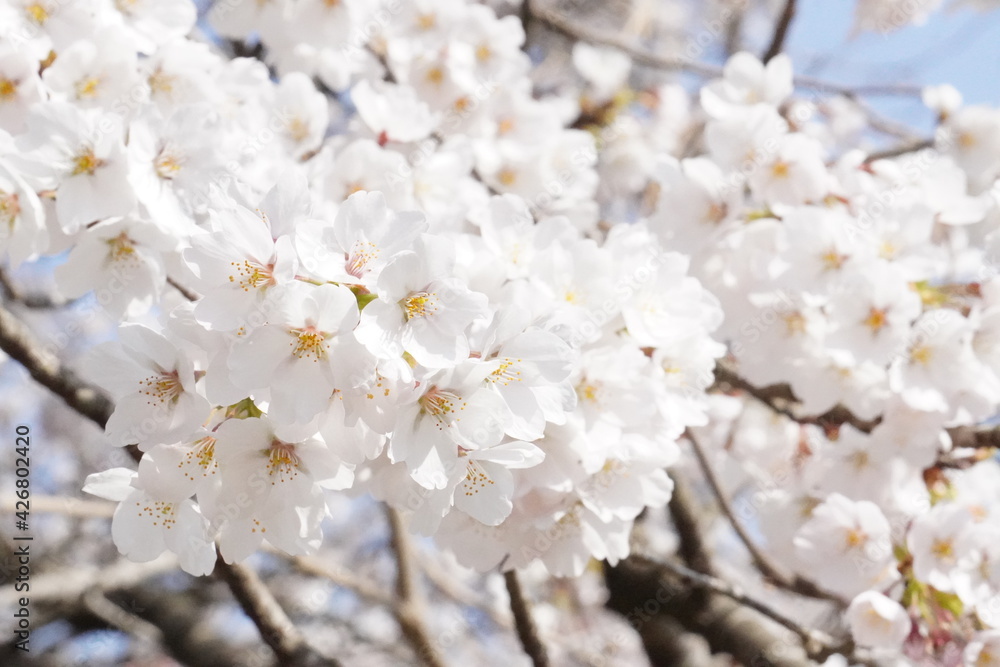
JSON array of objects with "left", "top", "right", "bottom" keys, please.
[{"left": 2, "top": 0, "right": 1000, "bottom": 664}]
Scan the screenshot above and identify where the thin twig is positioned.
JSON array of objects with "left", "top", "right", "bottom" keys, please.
[
  {"left": 385, "top": 507, "right": 448, "bottom": 667},
  {"left": 684, "top": 429, "right": 846, "bottom": 605},
  {"left": 1, "top": 494, "right": 115, "bottom": 519},
  {"left": 864, "top": 137, "right": 935, "bottom": 163},
  {"left": 763, "top": 0, "right": 797, "bottom": 63},
  {"left": 417, "top": 553, "right": 511, "bottom": 628},
  {"left": 288, "top": 552, "right": 392, "bottom": 606},
  {"left": 167, "top": 276, "right": 200, "bottom": 302},
  {"left": 83, "top": 587, "right": 164, "bottom": 644},
  {"left": 526, "top": 0, "right": 923, "bottom": 98},
  {"left": 526, "top": 0, "right": 723, "bottom": 77},
  {"left": 654, "top": 558, "right": 836, "bottom": 652},
  {"left": 503, "top": 569, "right": 550, "bottom": 667}
]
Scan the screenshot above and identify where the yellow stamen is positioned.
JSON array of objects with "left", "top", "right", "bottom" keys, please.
[
  {"left": 488, "top": 358, "right": 523, "bottom": 386},
  {"left": 25, "top": 3, "right": 49, "bottom": 24},
  {"left": 821, "top": 248, "right": 846, "bottom": 271},
  {"left": 154, "top": 152, "right": 183, "bottom": 179},
  {"left": 107, "top": 232, "right": 137, "bottom": 263},
  {"left": 139, "top": 370, "right": 182, "bottom": 406},
  {"left": 286, "top": 117, "right": 310, "bottom": 142},
  {"left": 0, "top": 78, "right": 17, "bottom": 100},
  {"left": 289, "top": 327, "right": 328, "bottom": 361},
  {"left": 346, "top": 240, "right": 379, "bottom": 278},
  {"left": 425, "top": 67, "right": 444, "bottom": 85},
  {"left": 497, "top": 168, "right": 517, "bottom": 187},
  {"left": 180, "top": 437, "right": 218, "bottom": 481},
  {"left": 910, "top": 344, "right": 933, "bottom": 365},
  {"left": 402, "top": 291, "right": 438, "bottom": 320},
  {"left": 135, "top": 500, "right": 177, "bottom": 528},
  {"left": 148, "top": 70, "right": 175, "bottom": 95},
  {"left": 0, "top": 191, "right": 20, "bottom": 228},
  {"left": 462, "top": 460, "right": 495, "bottom": 496},
  {"left": 783, "top": 311, "right": 807, "bottom": 335},
  {"left": 228, "top": 259, "right": 275, "bottom": 292},
  {"left": 75, "top": 76, "right": 101, "bottom": 99},
  {"left": 931, "top": 538, "right": 954, "bottom": 561},
  {"left": 845, "top": 528, "right": 867, "bottom": 549},
  {"left": 71, "top": 148, "right": 104, "bottom": 176},
  {"left": 863, "top": 307, "right": 889, "bottom": 335},
  {"left": 265, "top": 440, "right": 301, "bottom": 484}
]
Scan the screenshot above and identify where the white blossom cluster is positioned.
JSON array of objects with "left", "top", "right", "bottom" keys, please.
[
  {"left": 2, "top": 0, "right": 722, "bottom": 579},
  {"left": 2, "top": 0, "right": 1000, "bottom": 663}
]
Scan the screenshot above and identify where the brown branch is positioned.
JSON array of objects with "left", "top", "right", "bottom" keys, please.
[
  {"left": 504, "top": 569, "right": 550, "bottom": 667},
  {"left": 605, "top": 556, "right": 816, "bottom": 667},
  {"left": 667, "top": 476, "right": 715, "bottom": 576},
  {"left": 685, "top": 430, "right": 847, "bottom": 606},
  {"left": 724, "top": 1, "right": 746, "bottom": 56},
  {"left": 864, "top": 137, "right": 935, "bottom": 163},
  {"left": 417, "top": 553, "right": 511, "bottom": 629},
  {"left": 385, "top": 507, "right": 448, "bottom": 667},
  {"left": 655, "top": 557, "right": 840, "bottom": 656},
  {"left": 0, "top": 300, "right": 115, "bottom": 429},
  {"left": 82, "top": 587, "right": 164, "bottom": 644},
  {"left": 525, "top": 0, "right": 724, "bottom": 78},
  {"left": 713, "top": 364, "right": 880, "bottom": 433},
  {"left": 763, "top": 0, "right": 798, "bottom": 63},
  {"left": 0, "top": 554, "right": 179, "bottom": 608},
  {"left": 215, "top": 555, "right": 340, "bottom": 666},
  {"left": 288, "top": 551, "right": 392, "bottom": 606},
  {"left": 0, "top": 267, "right": 74, "bottom": 308},
  {"left": 947, "top": 424, "right": 1000, "bottom": 450}
]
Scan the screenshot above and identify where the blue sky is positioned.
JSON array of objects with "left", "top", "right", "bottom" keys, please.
[{"left": 780, "top": 0, "right": 1000, "bottom": 130}]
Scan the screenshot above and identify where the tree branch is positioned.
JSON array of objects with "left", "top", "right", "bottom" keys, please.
[
  {"left": 763, "top": 0, "right": 798, "bottom": 63},
  {"left": 713, "top": 364, "right": 880, "bottom": 434},
  {"left": 0, "top": 267, "right": 73, "bottom": 308},
  {"left": 864, "top": 137, "right": 935, "bottom": 163},
  {"left": 385, "top": 507, "right": 448, "bottom": 667},
  {"left": 605, "top": 555, "right": 816, "bottom": 667},
  {"left": 685, "top": 430, "right": 847, "bottom": 606},
  {"left": 288, "top": 551, "right": 393, "bottom": 606},
  {"left": 525, "top": 0, "right": 724, "bottom": 78},
  {"left": 167, "top": 275, "right": 200, "bottom": 302},
  {"left": 526, "top": 0, "right": 923, "bottom": 98},
  {"left": 82, "top": 587, "right": 164, "bottom": 644},
  {"left": 504, "top": 569, "right": 550, "bottom": 667},
  {"left": 667, "top": 475, "right": 715, "bottom": 576},
  {"left": 215, "top": 556, "right": 340, "bottom": 666},
  {"left": 655, "top": 557, "right": 839, "bottom": 656},
  {"left": 0, "top": 300, "right": 114, "bottom": 428}
]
